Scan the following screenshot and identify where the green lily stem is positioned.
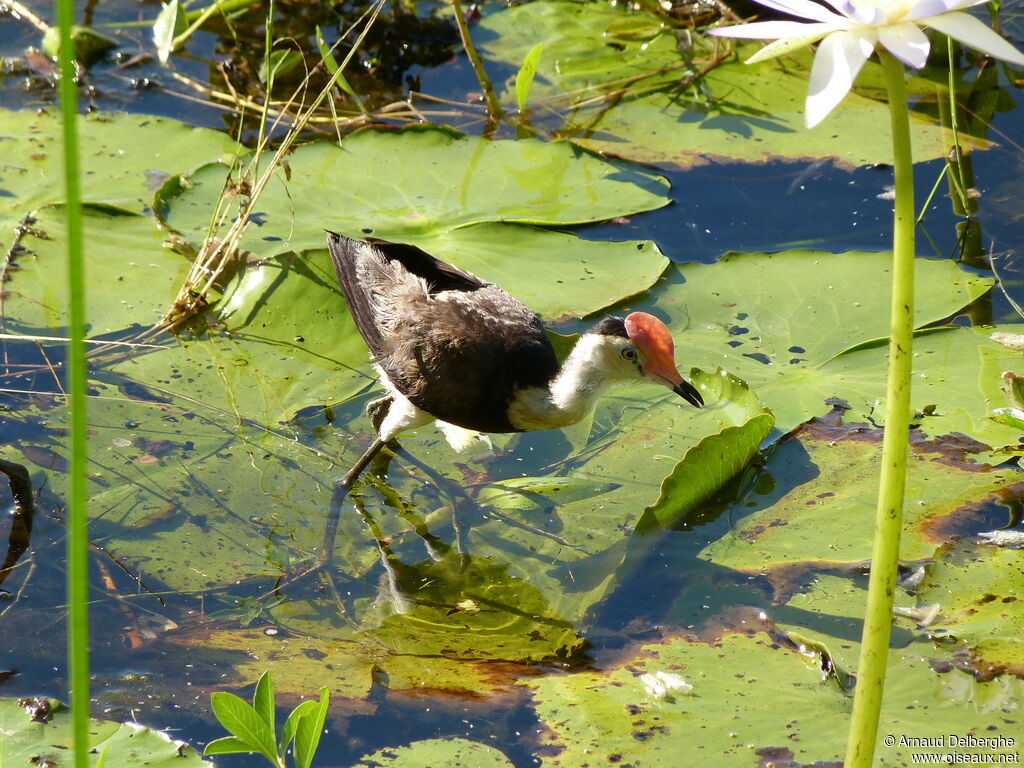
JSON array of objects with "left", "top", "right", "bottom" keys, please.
[
  {"left": 844, "top": 49, "right": 916, "bottom": 768},
  {"left": 449, "top": 0, "right": 503, "bottom": 132},
  {"left": 55, "top": 0, "right": 90, "bottom": 766}
]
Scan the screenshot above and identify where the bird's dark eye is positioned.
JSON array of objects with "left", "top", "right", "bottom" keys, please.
[{"left": 620, "top": 347, "right": 638, "bottom": 362}]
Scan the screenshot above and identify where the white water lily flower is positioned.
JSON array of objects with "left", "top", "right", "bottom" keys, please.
[{"left": 708, "top": 0, "right": 1024, "bottom": 127}]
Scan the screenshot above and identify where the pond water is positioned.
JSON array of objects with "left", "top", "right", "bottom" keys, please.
[{"left": 2, "top": 0, "right": 1024, "bottom": 765}]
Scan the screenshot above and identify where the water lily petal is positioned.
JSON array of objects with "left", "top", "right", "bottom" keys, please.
[
  {"left": 825, "top": 0, "right": 885, "bottom": 26},
  {"left": 806, "top": 30, "right": 875, "bottom": 128},
  {"left": 707, "top": 20, "right": 832, "bottom": 40},
  {"left": 925, "top": 12, "right": 1024, "bottom": 66},
  {"left": 904, "top": 0, "right": 984, "bottom": 21},
  {"left": 878, "top": 22, "right": 931, "bottom": 68},
  {"left": 745, "top": 29, "right": 836, "bottom": 64},
  {"left": 748, "top": 0, "right": 849, "bottom": 23}
]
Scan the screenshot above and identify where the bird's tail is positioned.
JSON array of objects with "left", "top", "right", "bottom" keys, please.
[{"left": 326, "top": 232, "right": 385, "bottom": 353}]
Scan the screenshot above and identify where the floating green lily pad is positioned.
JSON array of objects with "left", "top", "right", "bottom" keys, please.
[
  {"left": 0, "top": 696, "right": 210, "bottom": 767},
  {"left": 523, "top": 629, "right": 1023, "bottom": 767},
  {"left": 640, "top": 367, "right": 774, "bottom": 531},
  {"left": 108, "top": 248, "right": 376, "bottom": 425},
  {"left": 159, "top": 127, "right": 670, "bottom": 257},
  {"left": 5, "top": 207, "right": 190, "bottom": 334},
  {"left": 629, "top": 250, "right": 1000, "bottom": 444},
  {"left": 698, "top": 417, "right": 1016, "bottom": 577},
  {"left": 0, "top": 108, "right": 241, "bottom": 247},
  {"left": 353, "top": 737, "right": 515, "bottom": 768},
  {"left": 916, "top": 539, "right": 1024, "bottom": 680}
]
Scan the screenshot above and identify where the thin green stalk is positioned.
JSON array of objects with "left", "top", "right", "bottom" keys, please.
[
  {"left": 183, "top": 0, "right": 258, "bottom": 24},
  {"left": 844, "top": 49, "right": 915, "bottom": 768},
  {"left": 55, "top": 0, "right": 90, "bottom": 765},
  {"left": 254, "top": 0, "right": 277, "bottom": 180},
  {"left": 172, "top": 0, "right": 258, "bottom": 51},
  {"left": 449, "top": 0, "right": 503, "bottom": 130},
  {"left": 943, "top": 37, "right": 975, "bottom": 216},
  {"left": 915, "top": 163, "right": 947, "bottom": 225}
]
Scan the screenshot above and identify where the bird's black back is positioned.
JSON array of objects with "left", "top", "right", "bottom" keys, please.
[{"left": 326, "top": 232, "right": 559, "bottom": 432}]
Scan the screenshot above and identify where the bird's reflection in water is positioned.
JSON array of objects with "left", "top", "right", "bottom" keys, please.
[{"left": 277, "top": 461, "right": 586, "bottom": 665}]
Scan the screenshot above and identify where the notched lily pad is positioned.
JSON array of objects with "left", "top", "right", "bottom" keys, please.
[
  {"left": 159, "top": 127, "right": 671, "bottom": 259},
  {"left": 644, "top": 252, "right": 998, "bottom": 444},
  {"left": 0, "top": 108, "right": 242, "bottom": 246},
  {"left": 0, "top": 696, "right": 210, "bottom": 766}
]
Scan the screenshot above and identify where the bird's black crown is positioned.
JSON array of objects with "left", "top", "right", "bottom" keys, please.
[{"left": 588, "top": 316, "right": 628, "bottom": 338}]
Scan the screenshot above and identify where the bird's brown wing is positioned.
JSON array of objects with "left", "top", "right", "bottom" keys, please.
[
  {"left": 327, "top": 233, "right": 488, "bottom": 357},
  {"left": 383, "top": 285, "right": 558, "bottom": 433},
  {"left": 326, "top": 232, "right": 558, "bottom": 432}
]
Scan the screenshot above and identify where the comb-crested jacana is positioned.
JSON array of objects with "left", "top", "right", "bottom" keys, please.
[{"left": 326, "top": 232, "right": 704, "bottom": 490}]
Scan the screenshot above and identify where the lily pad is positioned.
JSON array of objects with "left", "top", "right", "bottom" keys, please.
[
  {"left": 630, "top": 250, "right": 999, "bottom": 443},
  {"left": 639, "top": 367, "right": 774, "bottom": 531},
  {"left": 916, "top": 538, "right": 1024, "bottom": 680},
  {"left": 0, "top": 108, "right": 241, "bottom": 247},
  {"left": 524, "top": 628, "right": 1023, "bottom": 767},
  {"left": 672, "top": 249, "right": 989, "bottom": 372},
  {"left": 698, "top": 416, "right": 1017, "bottom": 577},
  {"left": 159, "top": 127, "right": 670, "bottom": 258},
  {"left": 109, "top": 248, "right": 376, "bottom": 425},
  {"left": 353, "top": 738, "right": 515, "bottom": 768},
  {"left": 0, "top": 696, "right": 210, "bottom": 767},
  {"left": 270, "top": 543, "right": 584, "bottom": 665},
  {"left": 3, "top": 207, "right": 190, "bottom": 334},
  {"left": 399, "top": 225, "right": 670, "bottom": 321},
  {"left": 476, "top": 1, "right": 956, "bottom": 169}
]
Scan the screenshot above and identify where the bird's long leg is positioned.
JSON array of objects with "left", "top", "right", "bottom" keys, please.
[{"left": 315, "top": 437, "right": 387, "bottom": 571}]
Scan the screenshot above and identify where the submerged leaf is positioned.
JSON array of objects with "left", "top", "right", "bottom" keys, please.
[
  {"left": 42, "top": 25, "right": 117, "bottom": 66},
  {"left": 477, "top": 1, "right": 963, "bottom": 169},
  {"left": 515, "top": 42, "right": 545, "bottom": 113},
  {"left": 477, "top": 476, "right": 619, "bottom": 511}
]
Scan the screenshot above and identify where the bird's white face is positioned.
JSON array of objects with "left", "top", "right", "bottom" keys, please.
[
  {"left": 621, "top": 312, "right": 704, "bottom": 407},
  {"left": 596, "top": 337, "right": 650, "bottom": 384}
]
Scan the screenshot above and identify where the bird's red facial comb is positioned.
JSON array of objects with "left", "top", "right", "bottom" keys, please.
[
  {"left": 624, "top": 312, "right": 675, "bottom": 362},
  {"left": 624, "top": 312, "right": 704, "bottom": 407}
]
